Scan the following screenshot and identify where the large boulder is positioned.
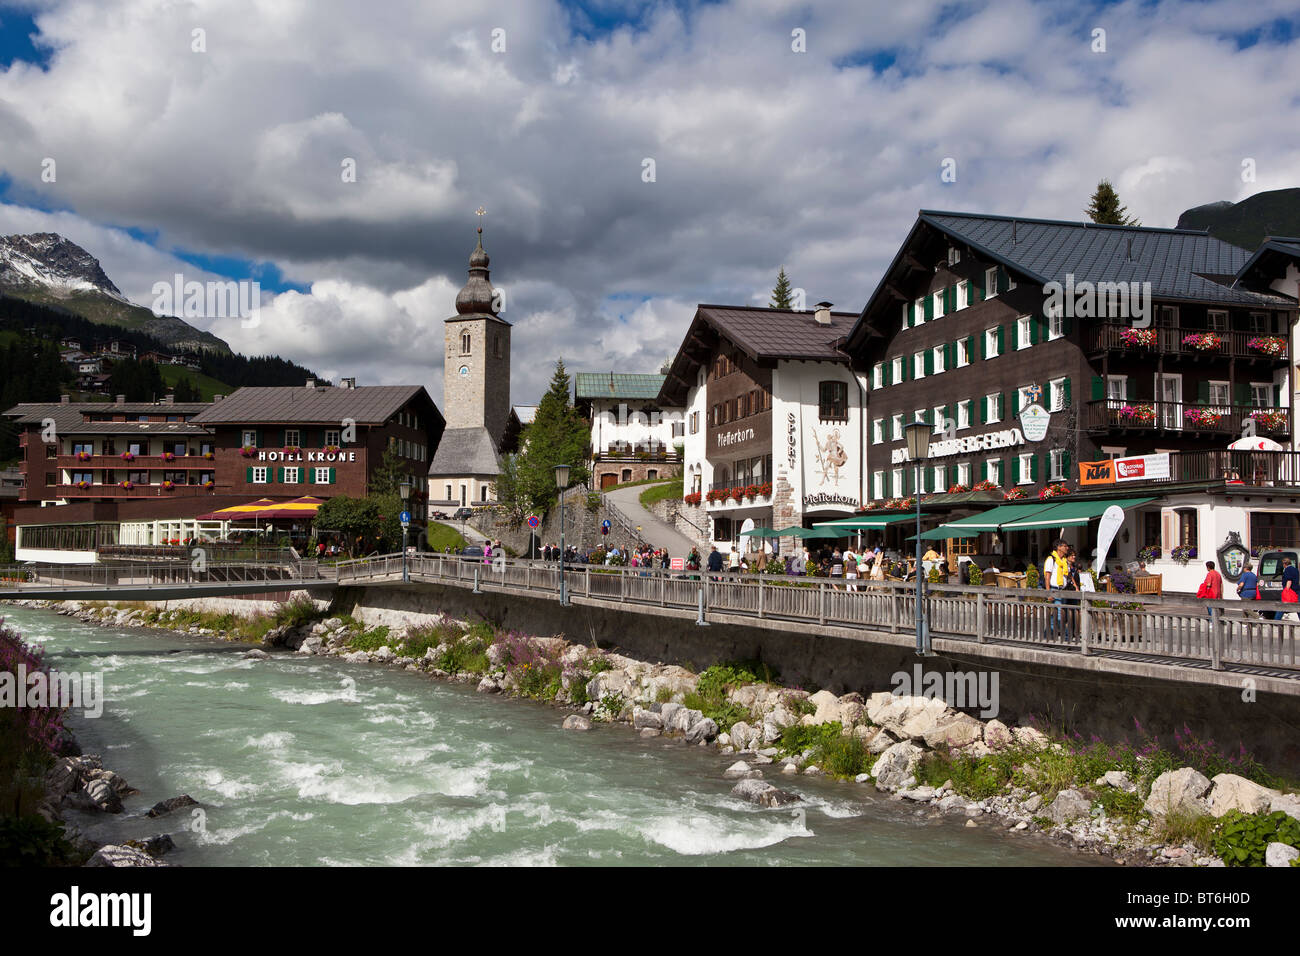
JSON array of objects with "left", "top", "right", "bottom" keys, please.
[
  {"left": 86, "top": 845, "right": 169, "bottom": 867},
  {"left": 83, "top": 777, "right": 123, "bottom": 813},
  {"left": 983, "top": 719, "right": 1013, "bottom": 750},
  {"left": 807, "top": 689, "right": 842, "bottom": 725},
  {"left": 1096, "top": 770, "right": 1136, "bottom": 792},
  {"left": 728, "top": 721, "right": 763, "bottom": 751},
  {"left": 632, "top": 707, "right": 664, "bottom": 731},
  {"left": 1266, "top": 842, "right": 1300, "bottom": 867},
  {"left": 1047, "top": 789, "right": 1092, "bottom": 825},
  {"left": 870, "top": 741, "right": 924, "bottom": 792},
  {"left": 147, "top": 795, "right": 199, "bottom": 818},
  {"left": 298, "top": 635, "right": 324, "bottom": 655},
  {"left": 724, "top": 760, "right": 759, "bottom": 779},
  {"left": 1208, "top": 773, "right": 1276, "bottom": 818},
  {"left": 1271, "top": 792, "right": 1300, "bottom": 823},
  {"left": 922, "top": 715, "right": 985, "bottom": 750},
  {"left": 866, "top": 728, "right": 898, "bottom": 755},
  {"left": 1144, "top": 768, "right": 1212, "bottom": 819},
  {"left": 1011, "top": 726, "right": 1051, "bottom": 751},
  {"left": 685, "top": 717, "right": 718, "bottom": 744},
  {"left": 730, "top": 778, "right": 802, "bottom": 808},
  {"left": 562, "top": 714, "right": 591, "bottom": 731},
  {"left": 667, "top": 707, "right": 702, "bottom": 735},
  {"left": 586, "top": 670, "right": 632, "bottom": 701}
]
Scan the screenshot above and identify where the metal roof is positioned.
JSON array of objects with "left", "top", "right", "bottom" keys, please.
[
  {"left": 574, "top": 373, "right": 667, "bottom": 401},
  {"left": 428, "top": 426, "right": 502, "bottom": 477},
  {"left": 512, "top": 404, "right": 538, "bottom": 425},
  {"left": 4, "top": 401, "right": 209, "bottom": 426},
  {"left": 191, "top": 386, "right": 432, "bottom": 426},
  {"left": 917, "top": 210, "right": 1293, "bottom": 307}
]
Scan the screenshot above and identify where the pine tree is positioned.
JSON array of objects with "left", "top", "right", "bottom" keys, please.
[
  {"left": 769, "top": 267, "right": 794, "bottom": 309},
  {"left": 1085, "top": 180, "right": 1140, "bottom": 225},
  {"left": 516, "top": 360, "right": 590, "bottom": 509}
]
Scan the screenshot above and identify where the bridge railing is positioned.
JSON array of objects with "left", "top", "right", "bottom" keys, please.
[
  {"left": 0, "top": 557, "right": 333, "bottom": 592},
  {"left": 328, "top": 552, "right": 1300, "bottom": 675}
]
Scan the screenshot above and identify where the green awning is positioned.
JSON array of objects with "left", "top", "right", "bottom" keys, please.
[
  {"left": 941, "top": 502, "right": 1057, "bottom": 531},
  {"left": 811, "top": 515, "right": 918, "bottom": 531},
  {"left": 996, "top": 497, "right": 1155, "bottom": 530},
  {"left": 774, "top": 526, "right": 844, "bottom": 538},
  {"left": 907, "top": 526, "right": 982, "bottom": 541}
]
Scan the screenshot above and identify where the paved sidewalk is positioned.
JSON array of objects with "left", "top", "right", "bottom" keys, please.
[{"left": 603, "top": 484, "right": 698, "bottom": 557}]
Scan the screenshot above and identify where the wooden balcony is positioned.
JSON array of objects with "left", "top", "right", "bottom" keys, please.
[
  {"left": 1089, "top": 324, "right": 1288, "bottom": 363},
  {"left": 53, "top": 483, "right": 217, "bottom": 499},
  {"left": 1150, "top": 450, "right": 1300, "bottom": 486},
  {"left": 58, "top": 454, "right": 215, "bottom": 470},
  {"left": 1083, "top": 400, "right": 1290, "bottom": 436}
]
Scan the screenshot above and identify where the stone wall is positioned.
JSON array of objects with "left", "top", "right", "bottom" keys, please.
[
  {"left": 649, "top": 498, "right": 709, "bottom": 550},
  {"left": 333, "top": 581, "right": 1300, "bottom": 775},
  {"left": 463, "top": 486, "right": 637, "bottom": 556}
]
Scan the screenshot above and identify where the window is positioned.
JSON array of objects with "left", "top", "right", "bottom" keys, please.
[
  {"left": 932, "top": 291, "right": 945, "bottom": 320},
  {"left": 242, "top": 430, "right": 257, "bottom": 448},
  {"left": 1101, "top": 446, "right": 1127, "bottom": 459},
  {"left": 1049, "top": 377, "right": 1067, "bottom": 412},
  {"left": 689, "top": 411, "right": 699, "bottom": 434},
  {"left": 902, "top": 302, "right": 911, "bottom": 329},
  {"left": 1018, "top": 453, "right": 1033, "bottom": 484},
  {"left": 315, "top": 467, "right": 331, "bottom": 484},
  {"left": 932, "top": 345, "right": 945, "bottom": 374},
  {"left": 1049, "top": 448, "right": 1065, "bottom": 481},
  {"left": 985, "top": 267, "right": 998, "bottom": 296},
  {"left": 913, "top": 352, "right": 925, "bottom": 379},
  {"left": 1206, "top": 310, "right": 1227, "bottom": 331},
  {"left": 891, "top": 414, "right": 904, "bottom": 441},
  {"left": 931, "top": 465, "right": 944, "bottom": 490},
  {"left": 956, "top": 280, "right": 968, "bottom": 311},
  {"left": 461, "top": 331, "right": 472, "bottom": 354},
  {"left": 985, "top": 393, "right": 1001, "bottom": 424},
  {"left": 252, "top": 467, "right": 268, "bottom": 484},
  {"left": 1106, "top": 376, "right": 1127, "bottom": 402},
  {"left": 891, "top": 357, "right": 904, "bottom": 382},
  {"left": 325, "top": 429, "right": 340, "bottom": 447},
  {"left": 1207, "top": 381, "right": 1229, "bottom": 412},
  {"left": 71, "top": 471, "right": 93, "bottom": 484},
  {"left": 818, "top": 381, "right": 848, "bottom": 421},
  {"left": 128, "top": 470, "right": 149, "bottom": 484},
  {"left": 956, "top": 338, "right": 970, "bottom": 367},
  {"left": 957, "top": 399, "right": 971, "bottom": 429},
  {"left": 1251, "top": 512, "right": 1300, "bottom": 550},
  {"left": 1156, "top": 305, "right": 1179, "bottom": 327},
  {"left": 481, "top": 485, "right": 489, "bottom": 501},
  {"left": 913, "top": 298, "right": 924, "bottom": 325},
  {"left": 872, "top": 363, "right": 884, "bottom": 389},
  {"left": 671, "top": 419, "right": 684, "bottom": 438},
  {"left": 932, "top": 405, "right": 945, "bottom": 434},
  {"left": 284, "top": 429, "right": 301, "bottom": 448},
  {"left": 128, "top": 441, "right": 146, "bottom": 457},
  {"left": 1176, "top": 508, "right": 1198, "bottom": 550},
  {"left": 956, "top": 462, "right": 970, "bottom": 487},
  {"left": 1016, "top": 385, "right": 1037, "bottom": 412},
  {"left": 891, "top": 468, "right": 904, "bottom": 496},
  {"left": 1017, "top": 316, "right": 1032, "bottom": 350},
  {"left": 1248, "top": 312, "right": 1268, "bottom": 333},
  {"left": 985, "top": 459, "right": 1002, "bottom": 486},
  {"left": 873, "top": 471, "right": 884, "bottom": 500},
  {"left": 984, "top": 328, "right": 1000, "bottom": 359},
  {"left": 1251, "top": 382, "right": 1273, "bottom": 407},
  {"left": 872, "top": 419, "right": 884, "bottom": 444},
  {"left": 1047, "top": 304, "right": 1064, "bottom": 340},
  {"left": 284, "top": 467, "right": 300, "bottom": 484},
  {"left": 947, "top": 246, "right": 961, "bottom": 265}
]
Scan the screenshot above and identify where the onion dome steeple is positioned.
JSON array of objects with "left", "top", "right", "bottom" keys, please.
[{"left": 455, "top": 226, "right": 498, "bottom": 316}]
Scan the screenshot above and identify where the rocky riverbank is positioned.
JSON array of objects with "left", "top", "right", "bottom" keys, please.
[{"left": 24, "top": 597, "right": 1300, "bottom": 868}]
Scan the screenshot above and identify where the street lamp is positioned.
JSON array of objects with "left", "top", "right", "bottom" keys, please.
[
  {"left": 554, "top": 463, "right": 570, "bottom": 606},
  {"left": 399, "top": 478, "right": 411, "bottom": 583},
  {"left": 904, "top": 420, "right": 932, "bottom": 656}
]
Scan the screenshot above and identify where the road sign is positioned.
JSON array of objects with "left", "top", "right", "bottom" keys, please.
[
  {"left": 399, "top": 510, "right": 411, "bottom": 525},
  {"left": 602, "top": 519, "right": 611, "bottom": 530},
  {"left": 527, "top": 515, "right": 540, "bottom": 529},
  {"left": 671, "top": 558, "right": 684, "bottom": 571}
]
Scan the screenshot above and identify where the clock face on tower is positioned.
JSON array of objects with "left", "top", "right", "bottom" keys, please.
[{"left": 459, "top": 365, "right": 469, "bottom": 377}]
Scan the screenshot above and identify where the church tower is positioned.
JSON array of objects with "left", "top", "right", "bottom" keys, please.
[{"left": 443, "top": 226, "right": 511, "bottom": 444}]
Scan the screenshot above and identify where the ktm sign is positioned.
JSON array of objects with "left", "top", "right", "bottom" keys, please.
[
  {"left": 1079, "top": 453, "right": 1170, "bottom": 486},
  {"left": 1079, "top": 460, "right": 1114, "bottom": 485}
]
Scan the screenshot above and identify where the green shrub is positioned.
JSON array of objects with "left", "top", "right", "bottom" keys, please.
[
  {"left": 595, "top": 692, "right": 625, "bottom": 721},
  {"left": 426, "top": 521, "right": 468, "bottom": 552},
  {"left": 917, "top": 747, "right": 1023, "bottom": 800},
  {"left": 399, "top": 622, "right": 457, "bottom": 659},
  {"left": 1025, "top": 564, "right": 1040, "bottom": 588},
  {"left": 348, "top": 626, "right": 391, "bottom": 651},
  {"left": 777, "top": 721, "right": 844, "bottom": 756},
  {"left": 436, "top": 638, "right": 489, "bottom": 675},
  {"left": 1094, "top": 787, "right": 1146, "bottom": 825},
  {"left": 655, "top": 686, "right": 675, "bottom": 703},
  {"left": 0, "top": 815, "right": 86, "bottom": 866},
  {"left": 789, "top": 697, "right": 817, "bottom": 717},
  {"left": 1213, "top": 810, "right": 1300, "bottom": 866},
  {"left": 818, "top": 733, "right": 875, "bottom": 779},
  {"left": 587, "top": 657, "right": 613, "bottom": 675},
  {"left": 465, "top": 619, "right": 496, "bottom": 643},
  {"left": 272, "top": 594, "right": 321, "bottom": 629}
]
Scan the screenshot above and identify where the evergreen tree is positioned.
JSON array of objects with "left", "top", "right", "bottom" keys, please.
[
  {"left": 1085, "top": 180, "right": 1140, "bottom": 225},
  {"left": 171, "top": 376, "right": 202, "bottom": 402},
  {"left": 367, "top": 444, "right": 409, "bottom": 499},
  {"left": 769, "top": 267, "right": 794, "bottom": 309},
  {"left": 516, "top": 360, "right": 590, "bottom": 509},
  {"left": 491, "top": 453, "right": 530, "bottom": 528}
]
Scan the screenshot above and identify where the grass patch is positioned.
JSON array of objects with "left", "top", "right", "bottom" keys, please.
[
  {"left": 683, "top": 661, "right": 773, "bottom": 733},
  {"left": 776, "top": 722, "right": 874, "bottom": 779},
  {"left": 348, "top": 626, "right": 391, "bottom": 652},
  {"left": 1094, "top": 787, "right": 1146, "bottom": 825},
  {"left": 638, "top": 477, "right": 683, "bottom": 509},
  {"left": 426, "top": 521, "right": 469, "bottom": 552},
  {"left": 398, "top": 621, "right": 459, "bottom": 658},
  {"left": 916, "top": 746, "right": 1024, "bottom": 801},
  {"left": 1155, "top": 808, "right": 1218, "bottom": 854}
]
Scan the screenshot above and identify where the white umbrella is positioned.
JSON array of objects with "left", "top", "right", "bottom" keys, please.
[{"left": 1227, "top": 437, "right": 1284, "bottom": 451}]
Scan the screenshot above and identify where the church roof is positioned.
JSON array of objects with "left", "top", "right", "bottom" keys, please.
[
  {"left": 428, "top": 426, "right": 502, "bottom": 478},
  {"left": 452, "top": 228, "right": 509, "bottom": 326}
]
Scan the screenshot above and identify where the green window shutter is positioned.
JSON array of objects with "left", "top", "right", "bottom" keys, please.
[
  {"left": 966, "top": 334, "right": 975, "bottom": 360},
  {"left": 997, "top": 266, "right": 1008, "bottom": 294},
  {"left": 883, "top": 363, "right": 891, "bottom": 386},
  {"left": 997, "top": 326, "right": 1006, "bottom": 353},
  {"left": 1275, "top": 384, "right": 1282, "bottom": 407},
  {"left": 306, "top": 468, "right": 315, "bottom": 484},
  {"left": 924, "top": 296, "right": 933, "bottom": 321},
  {"left": 253, "top": 431, "right": 260, "bottom": 448},
  {"left": 1196, "top": 381, "right": 1209, "bottom": 403},
  {"left": 1091, "top": 375, "right": 1104, "bottom": 401},
  {"left": 1030, "top": 456, "right": 1039, "bottom": 482},
  {"left": 946, "top": 342, "right": 956, "bottom": 368},
  {"left": 1063, "top": 450, "right": 1072, "bottom": 475},
  {"left": 245, "top": 466, "right": 252, "bottom": 483},
  {"left": 1126, "top": 379, "right": 1135, "bottom": 401},
  {"left": 1234, "top": 383, "right": 1250, "bottom": 406},
  {"left": 1062, "top": 313, "right": 1073, "bottom": 336},
  {"left": 945, "top": 404, "right": 954, "bottom": 429},
  {"left": 945, "top": 286, "right": 956, "bottom": 312},
  {"left": 275, "top": 467, "right": 282, "bottom": 483},
  {"left": 1063, "top": 378, "right": 1072, "bottom": 408},
  {"left": 924, "top": 351, "right": 934, "bottom": 375},
  {"left": 329, "top": 467, "right": 335, "bottom": 484},
  {"left": 972, "top": 273, "right": 984, "bottom": 301},
  {"left": 1012, "top": 456, "right": 1021, "bottom": 485},
  {"left": 1029, "top": 320, "right": 1039, "bottom": 345},
  {"left": 977, "top": 333, "right": 986, "bottom": 361}
]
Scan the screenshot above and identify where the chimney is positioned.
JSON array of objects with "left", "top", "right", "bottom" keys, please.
[
  {"left": 60, "top": 394, "right": 70, "bottom": 404},
  {"left": 213, "top": 394, "right": 224, "bottom": 402},
  {"left": 306, "top": 379, "right": 315, "bottom": 389},
  {"left": 164, "top": 393, "right": 175, "bottom": 404},
  {"left": 341, "top": 377, "right": 356, "bottom": 390},
  {"left": 115, "top": 394, "right": 125, "bottom": 405},
  {"left": 813, "top": 301, "right": 834, "bottom": 325}
]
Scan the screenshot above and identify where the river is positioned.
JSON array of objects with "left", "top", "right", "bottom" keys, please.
[{"left": 8, "top": 604, "right": 1104, "bottom": 866}]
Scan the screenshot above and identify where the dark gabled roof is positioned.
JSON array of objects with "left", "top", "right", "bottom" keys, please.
[
  {"left": 658, "top": 304, "right": 854, "bottom": 405},
  {"left": 190, "top": 386, "right": 434, "bottom": 426},
  {"left": 574, "top": 372, "right": 667, "bottom": 401},
  {"left": 428, "top": 427, "right": 501, "bottom": 477},
  {"left": 1234, "top": 236, "right": 1300, "bottom": 289},
  {"left": 3, "top": 401, "right": 210, "bottom": 426},
  {"left": 847, "top": 210, "right": 1297, "bottom": 354}
]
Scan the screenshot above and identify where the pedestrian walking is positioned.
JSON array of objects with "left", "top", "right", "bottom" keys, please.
[{"left": 1197, "top": 560, "right": 1223, "bottom": 617}]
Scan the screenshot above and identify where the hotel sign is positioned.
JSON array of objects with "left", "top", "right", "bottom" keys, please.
[
  {"left": 890, "top": 427, "right": 1025, "bottom": 464},
  {"left": 258, "top": 450, "right": 358, "bottom": 463}
]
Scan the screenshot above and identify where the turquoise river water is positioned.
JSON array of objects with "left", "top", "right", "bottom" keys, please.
[{"left": 8, "top": 604, "right": 1105, "bottom": 866}]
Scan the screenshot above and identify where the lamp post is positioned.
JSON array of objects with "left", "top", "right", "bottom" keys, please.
[
  {"left": 555, "top": 463, "right": 570, "bottom": 606},
  {"left": 399, "top": 478, "right": 411, "bottom": 583},
  {"left": 904, "top": 420, "right": 932, "bottom": 656}
]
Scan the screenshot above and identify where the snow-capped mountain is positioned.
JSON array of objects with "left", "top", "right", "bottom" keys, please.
[
  {"left": 0, "top": 232, "right": 129, "bottom": 300},
  {"left": 0, "top": 232, "right": 229, "bottom": 352}
]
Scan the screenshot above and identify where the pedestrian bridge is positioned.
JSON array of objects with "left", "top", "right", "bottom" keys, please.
[{"left": 3, "top": 553, "right": 1298, "bottom": 689}]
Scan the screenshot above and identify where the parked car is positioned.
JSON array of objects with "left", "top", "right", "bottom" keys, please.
[
  {"left": 459, "top": 545, "right": 485, "bottom": 562},
  {"left": 1254, "top": 549, "right": 1300, "bottom": 600},
  {"left": 453, "top": 507, "right": 475, "bottom": 520},
  {"left": 431, "top": 510, "right": 449, "bottom": 519}
]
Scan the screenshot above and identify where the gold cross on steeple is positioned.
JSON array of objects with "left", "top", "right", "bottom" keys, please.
[{"left": 476, "top": 206, "right": 486, "bottom": 219}]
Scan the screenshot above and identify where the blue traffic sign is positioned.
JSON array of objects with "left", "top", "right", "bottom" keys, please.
[
  {"left": 602, "top": 519, "right": 611, "bottom": 529},
  {"left": 399, "top": 510, "right": 411, "bottom": 524},
  {"left": 527, "top": 515, "right": 540, "bottom": 529}
]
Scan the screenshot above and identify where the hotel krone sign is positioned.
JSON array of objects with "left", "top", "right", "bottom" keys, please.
[
  {"left": 257, "top": 450, "right": 358, "bottom": 462},
  {"left": 889, "top": 427, "right": 1025, "bottom": 464}
]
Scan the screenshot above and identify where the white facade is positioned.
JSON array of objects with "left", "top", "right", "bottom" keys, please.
[{"left": 588, "top": 400, "right": 684, "bottom": 456}]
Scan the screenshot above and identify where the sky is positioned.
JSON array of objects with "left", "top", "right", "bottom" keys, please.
[{"left": 0, "top": 0, "right": 1298, "bottom": 405}]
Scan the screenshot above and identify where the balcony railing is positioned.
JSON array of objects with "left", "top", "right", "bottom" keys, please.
[
  {"left": 53, "top": 483, "right": 217, "bottom": 499},
  {"left": 597, "top": 442, "right": 677, "bottom": 461},
  {"left": 58, "top": 454, "right": 215, "bottom": 469},
  {"left": 1142, "top": 450, "right": 1300, "bottom": 486},
  {"left": 1084, "top": 400, "right": 1290, "bottom": 436},
  {"left": 1089, "top": 324, "right": 1288, "bottom": 362}
]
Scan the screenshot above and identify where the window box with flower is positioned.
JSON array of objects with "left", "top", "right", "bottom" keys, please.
[
  {"left": 947, "top": 483, "right": 969, "bottom": 494},
  {"left": 973, "top": 479, "right": 1000, "bottom": 492},
  {"left": 75, "top": 480, "right": 90, "bottom": 489},
  {"left": 1038, "top": 482, "right": 1072, "bottom": 499},
  {"left": 1004, "top": 487, "right": 1029, "bottom": 500},
  {"left": 118, "top": 480, "right": 134, "bottom": 490},
  {"left": 1116, "top": 404, "right": 1156, "bottom": 424},
  {"left": 1247, "top": 336, "right": 1286, "bottom": 358},
  {"left": 161, "top": 480, "right": 175, "bottom": 490},
  {"left": 1184, "top": 408, "right": 1222, "bottom": 428},
  {"left": 75, "top": 451, "right": 93, "bottom": 462},
  {"left": 1171, "top": 545, "right": 1197, "bottom": 565},
  {"left": 683, "top": 492, "right": 701, "bottom": 506},
  {"left": 1181, "top": 332, "right": 1223, "bottom": 352},
  {"left": 1249, "top": 409, "right": 1287, "bottom": 430},
  {"left": 202, "top": 480, "right": 215, "bottom": 489},
  {"left": 119, "top": 451, "right": 135, "bottom": 462},
  {"left": 239, "top": 446, "right": 257, "bottom": 458},
  {"left": 1118, "top": 328, "right": 1157, "bottom": 348},
  {"left": 1138, "top": 545, "right": 1162, "bottom": 563}
]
